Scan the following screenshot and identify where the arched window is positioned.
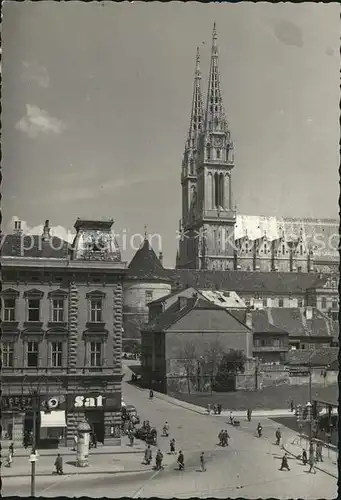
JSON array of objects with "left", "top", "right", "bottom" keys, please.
[
  {"left": 216, "top": 149, "right": 220, "bottom": 159},
  {"left": 219, "top": 173, "right": 224, "bottom": 207},
  {"left": 214, "top": 172, "right": 219, "bottom": 207}
]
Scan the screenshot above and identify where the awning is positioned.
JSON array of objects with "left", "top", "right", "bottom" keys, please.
[{"left": 40, "top": 411, "right": 66, "bottom": 428}]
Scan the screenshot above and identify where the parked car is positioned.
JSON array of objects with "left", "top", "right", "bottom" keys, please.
[{"left": 122, "top": 404, "right": 140, "bottom": 424}]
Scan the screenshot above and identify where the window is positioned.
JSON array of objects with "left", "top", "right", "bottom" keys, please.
[
  {"left": 27, "top": 341, "right": 39, "bottom": 367},
  {"left": 1, "top": 342, "right": 14, "bottom": 367},
  {"left": 28, "top": 299, "right": 40, "bottom": 322},
  {"left": 278, "top": 299, "right": 284, "bottom": 307},
  {"left": 321, "top": 298, "right": 327, "bottom": 309},
  {"left": 262, "top": 299, "right": 267, "bottom": 308},
  {"left": 332, "top": 300, "right": 338, "bottom": 309},
  {"left": 282, "top": 244, "right": 285, "bottom": 254},
  {"left": 308, "top": 343, "right": 315, "bottom": 350},
  {"left": 51, "top": 341, "right": 63, "bottom": 367},
  {"left": 216, "top": 149, "right": 220, "bottom": 159},
  {"left": 88, "top": 342, "right": 102, "bottom": 367},
  {"left": 332, "top": 311, "right": 338, "bottom": 321},
  {"left": 298, "top": 299, "right": 303, "bottom": 307},
  {"left": 3, "top": 298, "right": 16, "bottom": 321},
  {"left": 52, "top": 299, "right": 64, "bottom": 322},
  {"left": 90, "top": 299, "right": 102, "bottom": 322},
  {"left": 145, "top": 290, "right": 153, "bottom": 305}
]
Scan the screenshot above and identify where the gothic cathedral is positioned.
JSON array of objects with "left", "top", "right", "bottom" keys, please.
[{"left": 178, "top": 23, "right": 236, "bottom": 270}]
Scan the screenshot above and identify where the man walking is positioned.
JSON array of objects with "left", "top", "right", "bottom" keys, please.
[
  {"left": 315, "top": 442, "right": 323, "bottom": 462},
  {"left": 308, "top": 453, "right": 316, "bottom": 474},
  {"left": 177, "top": 450, "right": 184, "bottom": 471},
  {"left": 144, "top": 445, "right": 152, "bottom": 465},
  {"left": 200, "top": 452, "right": 206, "bottom": 472},
  {"left": 218, "top": 429, "right": 224, "bottom": 446},
  {"left": 279, "top": 453, "right": 290, "bottom": 471},
  {"left": 170, "top": 438, "right": 176, "bottom": 454},
  {"left": 223, "top": 430, "right": 230, "bottom": 447},
  {"left": 275, "top": 428, "right": 281, "bottom": 446},
  {"left": 247, "top": 408, "right": 252, "bottom": 422},
  {"left": 54, "top": 453, "right": 63, "bottom": 475}
]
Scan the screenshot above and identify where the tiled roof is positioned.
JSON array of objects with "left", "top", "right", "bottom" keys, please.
[
  {"left": 169, "top": 269, "right": 328, "bottom": 294},
  {"left": 144, "top": 297, "right": 247, "bottom": 333},
  {"left": 127, "top": 239, "right": 171, "bottom": 282},
  {"left": 269, "top": 307, "right": 332, "bottom": 338},
  {"left": 1, "top": 234, "right": 69, "bottom": 259},
  {"left": 286, "top": 347, "right": 338, "bottom": 368},
  {"left": 251, "top": 310, "right": 288, "bottom": 334}
]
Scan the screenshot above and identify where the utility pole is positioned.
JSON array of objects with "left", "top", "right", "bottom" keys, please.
[
  {"left": 306, "top": 365, "right": 313, "bottom": 463},
  {"left": 30, "top": 391, "right": 38, "bottom": 497}
]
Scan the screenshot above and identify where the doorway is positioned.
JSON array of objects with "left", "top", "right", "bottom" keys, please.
[{"left": 86, "top": 411, "right": 105, "bottom": 443}]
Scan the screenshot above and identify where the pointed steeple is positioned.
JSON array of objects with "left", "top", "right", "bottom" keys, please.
[
  {"left": 204, "top": 22, "right": 228, "bottom": 134},
  {"left": 182, "top": 47, "right": 204, "bottom": 181},
  {"left": 187, "top": 47, "right": 204, "bottom": 150}
]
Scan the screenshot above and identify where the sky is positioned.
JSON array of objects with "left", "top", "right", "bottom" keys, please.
[{"left": 2, "top": 2, "right": 339, "bottom": 267}]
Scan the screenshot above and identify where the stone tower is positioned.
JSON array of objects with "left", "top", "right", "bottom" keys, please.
[{"left": 178, "top": 23, "right": 236, "bottom": 270}]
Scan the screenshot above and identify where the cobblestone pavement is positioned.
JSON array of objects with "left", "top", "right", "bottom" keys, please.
[{"left": 2, "top": 367, "right": 337, "bottom": 498}]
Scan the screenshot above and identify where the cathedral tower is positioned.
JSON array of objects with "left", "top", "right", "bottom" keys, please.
[
  {"left": 178, "top": 23, "right": 236, "bottom": 270},
  {"left": 178, "top": 47, "right": 204, "bottom": 268}
]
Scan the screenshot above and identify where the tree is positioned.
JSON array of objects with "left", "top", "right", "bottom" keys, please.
[
  {"left": 213, "top": 349, "right": 247, "bottom": 392},
  {"left": 179, "top": 341, "right": 197, "bottom": 394}
]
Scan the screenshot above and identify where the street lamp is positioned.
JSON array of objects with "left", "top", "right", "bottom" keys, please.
[{"left": 30, "top": 389, "right": 40, "bottom": 497}]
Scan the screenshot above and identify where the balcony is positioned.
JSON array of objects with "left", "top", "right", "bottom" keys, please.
[
  {"left": 253, "top": 345, "right": 289, "bottom": 352},
  {"left": 203, "top": 209, "right": 236, "bottom": 221}
]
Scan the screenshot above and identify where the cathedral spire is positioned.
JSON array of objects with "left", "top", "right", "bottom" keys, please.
[
  {"left": 204, "top": 22, "right": 228, "bottom": 134},
  {"left": 186, "top": 47, "right": 204, "bottom": 151}
]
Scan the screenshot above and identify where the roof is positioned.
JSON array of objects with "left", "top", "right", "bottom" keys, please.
[
  {"left": 144, "top": 296, "right": 250, "bottom": 333},
  {"left": 286, "top": 347, "right": 339, "bottom": 368},
  {"left": 127, "top": 239, "right": 171, "bottom": 282},
  {"left": 268, "top": 307, "right": 333, "bottom": 338},
  {"left": 1, "top": 234, "right": 69, "bottom": 259},
  {"left": 251, "top": 310, "right": 288, "bottom": 335},
  {"left": 234, "top": 215, "right": 338, "bottom": 260},
  {"left": 169, "top": 269, "right": 328, "bottom": 295}
]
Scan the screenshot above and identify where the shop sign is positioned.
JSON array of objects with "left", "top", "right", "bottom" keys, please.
[
  {"left": 1, "top": 396, "right": 33, "bottom": 411},
  {"left": 68, "top": 393, "right": 120, "bottom": 411},
  {"left": 74, "top": 395, "right": 104, "bottom": 408}
]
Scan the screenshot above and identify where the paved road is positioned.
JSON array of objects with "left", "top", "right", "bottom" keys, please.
[{"left": 3, "top": 363, "right": 337, "bottom": 498}]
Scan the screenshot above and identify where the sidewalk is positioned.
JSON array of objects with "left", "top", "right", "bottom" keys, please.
[
  {"left": 3, "top": 434, "right": 145, "bottom": 458},
  {"left": 282, "top": 435, "right": 338, "bottom": 479},
  {"left": 1, "top": 447, "right": 148, "bottom": 478},
  {"left": 152, "top": 389, "right": 295, "bottom": 418}
]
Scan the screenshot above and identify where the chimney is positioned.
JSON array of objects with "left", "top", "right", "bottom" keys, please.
[
  {"left": 245, "top": 310, "right": 253, "bottom": 329},
  {"left": 178, "top": 296, "right": 188, "bottom": 310},
  {"left": 305, "top": 306, "right": 313, "bottom": 320},
  {"left": 42, "top": 220, "right": 51, "bottom": 241},
  {"left": 13, "top": 219, "right": 22, "bottom": 234},
  {"left": 159, "top": 251, "right": 163, "bottom": 266}
]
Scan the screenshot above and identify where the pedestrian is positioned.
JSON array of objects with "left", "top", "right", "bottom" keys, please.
[
  {"left": 223, "top": 430, "right": 230, "bottom": 447},
  {"left": 177, "top": 450, "right": 184, "bottom": 471},
  {"left": 257, "top": 422, "right": 263, "bottom": 437},
  {"left": 290, "top": 400, "right": 294, "bottom": 412},
  {"left": 163, "top": 421, "right": 170, "bottom": 437},
  {"left": 247, "top": 408, "right": 252, "bottom": 422},
  {"left": 144, "top": 445, "right": 152, "bottom": 465},
  {"left": 149, "top": 389, "right": 154, "bottom": 400},
  {"left": 229, "top": 412, "right": 234, "bottom": 425},
  {"left": 302, "top": 449, "right": 307, "bottom": 465},
  {"left": 200, "top": 452, "right": 206, "bottom": 472},
  {"left": 5, "top": 448, "right": 13, "bottom": 467},
  {"left": 129, "top": 430, "right": 134, "bottom": 446},
  {"left": 279, "top": 453, "right": 290, "bottom": 471},
  {"left": 72, "top": 433, "right": 78, "bottom": 451},
  {"left": 315, "top": 442, "right": 323, "bottom": 462},
  {"left": 207, "top": 404, "right": 211, "bottom": 415},
  {"left": 275, "top": 428, "right": 281, "bottom": 446},
  {"left": 170, "top": 438, "right": 176, "bottom": 454},
  {"left": 217, "top": 403, "right": 222, "bottom": 415},
  {"left": 92, "top": 432, "right": 98, "bottom": 449},
  {"left": 155, "top": 449, "right": 163, "bottom": 470},
  {"left": 9, "top": 441, "right": 14, "bottom": 456},
  {"left": 54, "top": 453, "right": 63, "bottom": 475},
  {"left": 308, "top": 453, "right": 316, "bottom": 474}
]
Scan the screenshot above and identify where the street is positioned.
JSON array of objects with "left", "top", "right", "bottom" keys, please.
[{"left": 2, "top": 364, "right": 338, "bottom": 498}]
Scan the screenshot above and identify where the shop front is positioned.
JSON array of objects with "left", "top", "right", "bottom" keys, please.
[{"left": 66, "top": 393, "right": 121, "bottom": 444}]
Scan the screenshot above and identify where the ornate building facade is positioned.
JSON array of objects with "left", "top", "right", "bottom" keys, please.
[
  {"left": 177, "top": 24, "right": 338, "bottom": 273},
  {"left": 1, "top": 219, "right": 125, "bottom": 447}
]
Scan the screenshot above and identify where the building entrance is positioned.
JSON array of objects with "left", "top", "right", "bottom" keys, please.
[{"left": 86, "top": 411, "right": 105, "bottom": 443}]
